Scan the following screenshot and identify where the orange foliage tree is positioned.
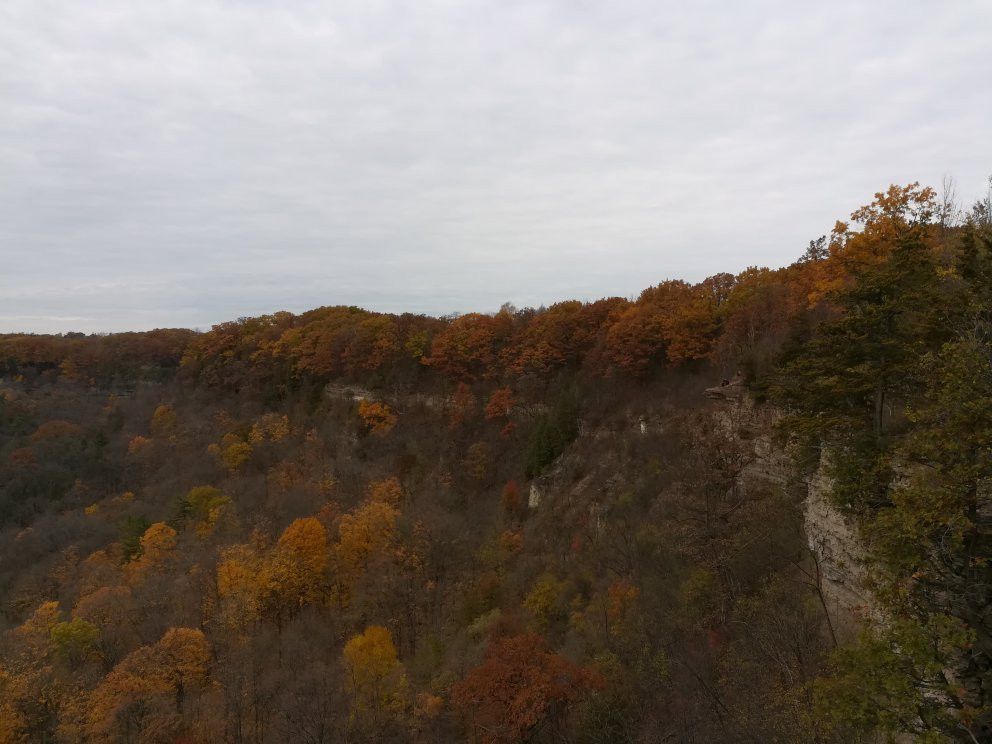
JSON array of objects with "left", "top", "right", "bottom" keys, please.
[
  {"left": 501, "top": 298, "right": 627, "bottom": 379},
  {"left": 605, "top": 279, "right": 720, "bottom": 374},
  {"left": 807, "top": 182, "right": 939, "bottom": 304},
  {"left": 0, "top": 602, "right": 62, "bottom": 741},
  {"left": 215, "top": 542, "right": 270, "bottom": 629},
  {"left": 85, "top": 628, "right": 214, "bottom": 742},
  {"left": 366, "top": 476, "right": 403, "bottom": 505},
  {"left": 72, "top": 585, "right": 138, "bottom": 665},
  {"left": 484, "top": 387, "right": 515, "bottom": 421},
  {"left": 270, "top": 517, "right": 328, "bottom": 614},
  {"left": 426, "top": 311, "right": 513, "bottom": 381},
  {"left": 342, "top": 315, "right": 400, "bottom": 373},
  {"left": 449, "top": 382, "right": 476, "bottom": 429},
  {"left": 29, "top": 420, "right": 83, "bottom": 443},
  {"left": 127, "top": 522, "right": 178, "bottom": 578},
  {"left": 713, "top": 266, "right": 801, "bottom": 368},
  {"left": 358, "top": 400, "right": 398, "bottom": 436}
]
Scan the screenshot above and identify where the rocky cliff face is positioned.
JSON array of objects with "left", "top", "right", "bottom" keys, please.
[
  {"left": 802, "top": 461, "right": 875, "bottom": 638},
  {"left": 705, "top": 382, "right": 992, "bottom": 739},
  {"left": 527, "top": 378, "right": 874, "bottom": 643},
  {"left": 704, "top": 380, "right": 871, "bottom": 639}
]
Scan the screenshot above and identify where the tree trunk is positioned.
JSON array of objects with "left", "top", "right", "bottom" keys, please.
[{"left": 873, "top": 378, "right": 885, "bottom": 439}]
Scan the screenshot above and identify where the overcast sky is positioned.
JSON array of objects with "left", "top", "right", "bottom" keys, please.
[{"left": 2, "top": 0, "right": 990, "bottom": 333}]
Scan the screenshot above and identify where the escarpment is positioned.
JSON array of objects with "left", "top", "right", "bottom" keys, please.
[{"left": 704, "top": 379, "right": 871, "bottom": 640}]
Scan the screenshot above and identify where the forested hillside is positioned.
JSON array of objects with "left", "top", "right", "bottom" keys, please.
[{"left": 1, "top": 183, "right": 990, "bottom": 743}]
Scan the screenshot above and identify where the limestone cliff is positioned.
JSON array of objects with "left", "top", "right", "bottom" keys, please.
[{"left": 704, "top": 379, "right": 871, "bottom": 640}]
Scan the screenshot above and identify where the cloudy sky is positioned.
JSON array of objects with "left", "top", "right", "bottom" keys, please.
[{"left": 2, "top": 0, "right": 990, "bottom": 333}]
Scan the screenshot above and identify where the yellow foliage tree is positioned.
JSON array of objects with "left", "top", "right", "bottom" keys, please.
[
  {"left": 524, "top": 573, "right": 567, "bottom": 632},
  {"left": 50, "top": 618, "right": 100, "bottom": 668},
  {"left": 182, "top": 485, "right": 231, "bottom": 537},
  {"left": 150, "top": 404, "right": 178, "bottom": 441},
  {"left": 217, "top": 520, "right": 330, "bottom": 629},
  {"left": 215, "top": 543, "right": 271, "bottom": 629},
  {"left": 256, "top": 412, "right": 290, "bottom": 442},
  {"left": 342, "top": 625, "right": 407, "bottom": 729},
  {"left": 334, "top": 499, "right": 400, "bottom": 600},
  {"left": 207, "top": 432, "right": 253, "bottom": 474}
]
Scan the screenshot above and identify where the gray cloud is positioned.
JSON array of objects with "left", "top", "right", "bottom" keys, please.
[{"left": 2, "top": 0, "right": 990, "bottom": 333}]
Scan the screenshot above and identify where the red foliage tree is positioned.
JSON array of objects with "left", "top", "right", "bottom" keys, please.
[
  {"left": 449, "top": 383, "right": 477, "bottom": 429},
  {"left": 452, "top": 633, "right": 601, "bottom": 743},
  {"left": 500, "top": 480, "right": 521, "bottom": 515}
]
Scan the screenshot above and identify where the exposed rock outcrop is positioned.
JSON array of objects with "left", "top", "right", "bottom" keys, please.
[
  {"left": 705, "top": 381, "right": 871, "bottom": 639},
  {"left": 703, "top": 371, "right": 747, "bottom": 401},
  {"left": 803, "top": 459, "right": 875, "bottom": 637}
]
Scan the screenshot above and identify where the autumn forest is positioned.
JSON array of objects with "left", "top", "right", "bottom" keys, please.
[{"left": 1, "top": 183, "right": 991, "bottom": 743}]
